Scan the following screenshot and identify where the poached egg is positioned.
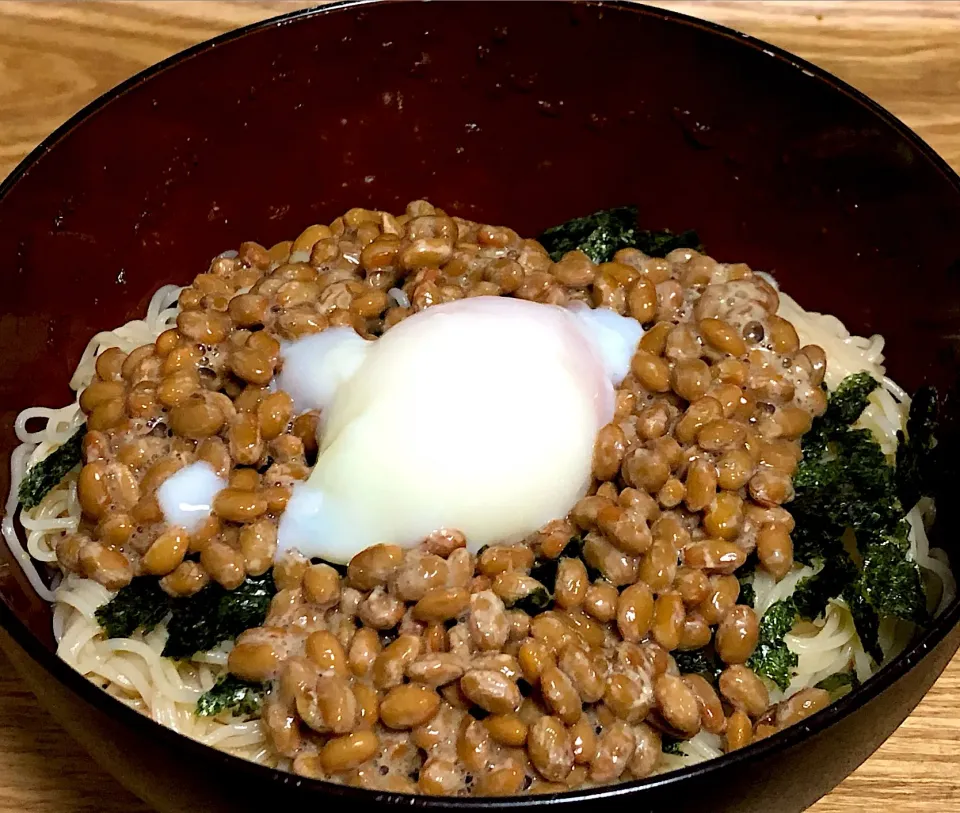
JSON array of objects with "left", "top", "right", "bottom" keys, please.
[{"left": 275, "top": 296, "right": 643, "bottom": 563}]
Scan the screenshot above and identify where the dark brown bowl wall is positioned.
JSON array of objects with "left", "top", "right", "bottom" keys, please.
[{"left": 0, "top": 2, "right": 958, "bottom": 812}]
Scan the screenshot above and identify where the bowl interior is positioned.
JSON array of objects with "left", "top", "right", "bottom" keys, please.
[{"left": 0, "top": 0, "right": 958, "bottom": 787}]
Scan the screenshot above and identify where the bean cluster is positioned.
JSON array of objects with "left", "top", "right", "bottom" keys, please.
[{"left": 59, "top": 201, "right": 832, "bottom": 794}]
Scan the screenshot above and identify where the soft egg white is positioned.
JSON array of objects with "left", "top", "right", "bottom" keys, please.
[
  {"left": 276, "top": 296, "right": 642, "bottom": 563},
  {"left": 156, "top": 461, "right": 227, "bottom": 534}
]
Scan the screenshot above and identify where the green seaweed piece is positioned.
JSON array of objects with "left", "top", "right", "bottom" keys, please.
[
  {"left": 18, "top": 425, "right": 87, "bottom": 510},
  {"left": 95, "top": 577, "right": 170, "bottom": 639},
  {"left": 196, "top": 674, "right": 264, "bottom": 717}
]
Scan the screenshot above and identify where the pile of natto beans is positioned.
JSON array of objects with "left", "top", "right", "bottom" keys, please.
[{"left": 59, "top": 201, "right": 831, "bottom": 795}]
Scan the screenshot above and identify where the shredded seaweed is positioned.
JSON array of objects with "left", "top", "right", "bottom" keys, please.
[
  {"left": 196, "top": 674, "right": 264, "bottom": 717},
  {"left": 538, "top": 206, "right": 639, "bottom": 263},
  {"left": 736, "top": 555, "right": 758, "bottom": 609},
  {"left": 791, "top": 556, "right": 857, "bottom": 621},
  {"left": 747, "top": 598, "right": 799, "bottom": 691},
  {"left": 815, "top": 671, "right": 859, "bottom": 701},
  {"left": 789, "top": 373, "right": 933, "bottom": 658},
  {"left": 632, "top": 229, "right": 703, "bottom": 259},
  {"left": 896, "top": 385, "right": 938, "bottom": 511},
  {"left": 95, "top": 577, "right": 170, "bottom": 639},
  {"left": 528, "top": 534, "right": 593, "bottom": 594},
  {"left": 856, "top": 527, "right": 928, "bottom": 625},
  {"left": 749, "top": 641, "right": 797, "bottom": 693},
  {"left": 844, "top": 583, "right": 883, "bottom": 663},
  {"left": 661, "top": 736, "right": 685, "bottom": 756},
  {"left": 792, "top": 426, "right": 901, "bottom": 565},
  {"left": 819, "top": 371, "right": 880, "bottom": 430},
  {"left": 98, "top": 571, "right": 277, "bottom": 656},
  {"left": 538, "top": 205, "right": 701, "bottom": 264},
  {"left": 673, "top": 648, "right": 722, "bottom": 684},
  {"left": 18, "top": 425, "right": 87, "bottom": 510},
  {"left": 512, "top": 587, "right": 552, "bottom": 616},
  {"left": 163, "top": 572, "right": 276, "bottom": 659}
]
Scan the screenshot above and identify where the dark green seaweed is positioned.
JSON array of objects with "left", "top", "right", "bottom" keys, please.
[
  {"left": 18, "top": 425, "right": 86, "bottom": 510},
  {"left": 196, "top": 675, "right": 264, "bottom": 717}
]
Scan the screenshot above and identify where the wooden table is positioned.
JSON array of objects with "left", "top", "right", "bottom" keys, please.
[{"left": 0, "top": 2, "right": 958, "bottom": 810}]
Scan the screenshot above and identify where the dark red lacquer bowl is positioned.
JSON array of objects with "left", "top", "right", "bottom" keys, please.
[{"left": 0, "top": 2, "right": 958, "bottom": 811}]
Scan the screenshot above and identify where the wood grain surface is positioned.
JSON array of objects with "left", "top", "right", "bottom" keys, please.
[{"left": 0, "top": 2, "right": 958, "bottom": 811}]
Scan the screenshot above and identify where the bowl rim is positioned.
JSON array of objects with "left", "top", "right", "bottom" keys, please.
[{"left": 1, "top": 0, "right": 959, "bottom": 806}]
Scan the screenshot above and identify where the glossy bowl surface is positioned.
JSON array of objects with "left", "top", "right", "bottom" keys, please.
[{"left": 0, "top": 2, "right": 959, "bottom": 811}]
